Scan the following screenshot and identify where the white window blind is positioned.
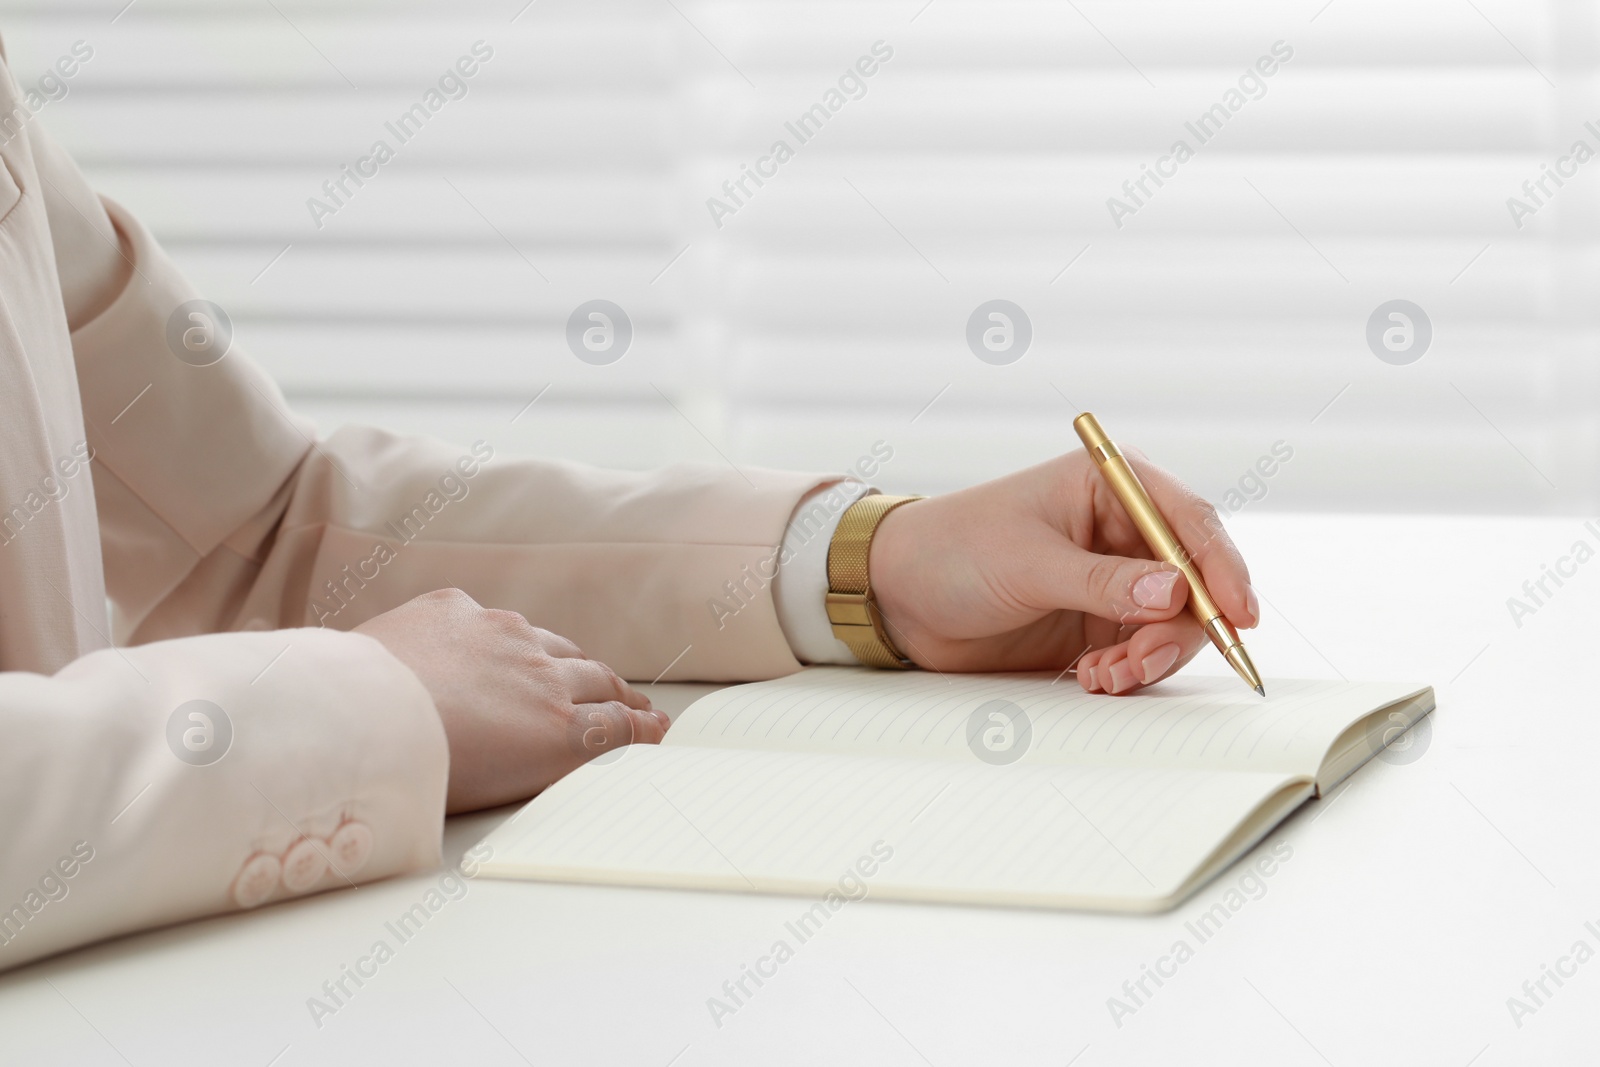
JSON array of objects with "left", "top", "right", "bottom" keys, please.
[{"left": 8, "top": 0, "right": 1592, "bottom": 512}]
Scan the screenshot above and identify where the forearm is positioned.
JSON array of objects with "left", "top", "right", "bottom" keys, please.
[{"left": 223, "top": 427, "right": 835, "bottom": 682}]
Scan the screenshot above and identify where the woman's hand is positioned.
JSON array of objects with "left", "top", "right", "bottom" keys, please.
[
  {"left": 355, "top": 589, "right": 667, "bottom": 812},
  {"left": 867, "top": 448, "right": 1258, "bottom": 695}
]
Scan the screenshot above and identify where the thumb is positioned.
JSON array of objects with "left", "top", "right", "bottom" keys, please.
[{"left": 1044, "top": 544, "right": 1190, "bottom": 626}]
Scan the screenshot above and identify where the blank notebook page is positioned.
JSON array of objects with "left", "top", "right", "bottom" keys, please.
[
  {"left": 473, "top": 744, "right": 1307, "bottom": 909},
  {"left": 666, "top": 668, "right": 1426, "bottom": 779}
]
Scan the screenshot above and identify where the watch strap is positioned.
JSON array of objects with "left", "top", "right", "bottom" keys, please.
[{"left": 826, "top": 494, "right": 923, "bottom": 669}]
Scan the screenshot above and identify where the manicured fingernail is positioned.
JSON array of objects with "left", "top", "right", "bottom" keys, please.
[
  {"left": 1245, "top": 585, "right": 1260, "bottom": 626},
  {"left": 1140, "top": 643, "right": 1181, "bottom": 685},
  {"left": 1132, "top": 569, "right": 1179, "bottom": 611},
  {"left": 1108, "top": 659, "right": 1138, "bottom": 694},
  {"left": 1080, "top": 665, "right": 1097, "bottom": 691}
]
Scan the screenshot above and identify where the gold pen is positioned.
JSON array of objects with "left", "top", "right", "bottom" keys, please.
[{"left": 1073, "top": 411, "right": 1266, "bottom": 697}]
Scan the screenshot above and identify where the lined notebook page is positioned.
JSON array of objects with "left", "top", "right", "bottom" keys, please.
[
  {"left": 666, "top": 669, "right": 1430, "bottom": 781},
  {"left": 474, "top": 744, "right": 1309, "bottom": 910}
]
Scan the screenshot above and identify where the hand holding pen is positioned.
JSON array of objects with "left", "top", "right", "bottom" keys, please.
[{"left": 859, "top": 421, "right": 1262, "bottom": 693}]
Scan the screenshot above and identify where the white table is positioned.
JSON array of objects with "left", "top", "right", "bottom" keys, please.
[{"left": 1, "top": 514, "right": 1594, "bottom": 1066}]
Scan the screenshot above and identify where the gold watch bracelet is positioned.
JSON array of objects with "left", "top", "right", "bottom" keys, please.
[{"left": 825, "top": 494, "right": 924, "bottom": 669}]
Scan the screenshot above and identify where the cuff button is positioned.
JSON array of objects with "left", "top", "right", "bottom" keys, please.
[
  {"left": 232, "top": 852, "right": 281, "bottom": 909},
  {"left": 281, "top": 837, "right": 329, "bottom": 893},
  {"left": 328, "top": 820, "right": 374, "bottom": 875}
]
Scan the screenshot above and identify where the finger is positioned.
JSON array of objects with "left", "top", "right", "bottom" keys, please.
[
  {"left": 1103, "top": 648, "right": 1140, "bottom": 696},
  {"left": 618, "top": 678, "right": 654, "bottom": 711},
  {"left": 1040, "top": 541, "right": 1192, "bottom": 627},
  {"left": 1122, "top": 451, "right": 1258, "bottom": 630},
  {"left": 1076, "top": 642, "right": 1112, "bottom": 692},
  {"left": 558, "top": 657, "right": 653, "bottom": 710},
  {"left": 571, "top": 700, "right": 667, "bottom": 760},
  {"left": 530, "top": 626, "right": 586, "bottom": 660},
  {"left": 1100, "top": 617, "right": 1208, "bottom": 695},
  {"left": 1077, "top": 612, "right": 1206, "bottom": 693},
  {"left": 1079, "top": 639, "right": 1128, "bottom": 692},
  {"left": 1075, "top": 622, "right": 1131, "bottom": 692}
]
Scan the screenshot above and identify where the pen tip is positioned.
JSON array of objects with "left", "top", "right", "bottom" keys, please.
[{"left": 1255, "top": 684, "right": 1266, "bottom": 698}]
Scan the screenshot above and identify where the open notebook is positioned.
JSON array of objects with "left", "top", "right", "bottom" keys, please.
[{"left": 473, "top": 669, "right": 1435, "bottom": 912}]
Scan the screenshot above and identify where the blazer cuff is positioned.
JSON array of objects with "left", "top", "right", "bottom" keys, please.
[{"left": 772, "top": 479, "right": 875, "bottom": 665}]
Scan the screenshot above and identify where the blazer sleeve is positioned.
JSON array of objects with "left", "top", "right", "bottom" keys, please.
[
  {"left": 0, "top": 627, "right": 447, "bottom": 972},
  {"left": 72, "top": 198, "right": 830, "bottom": 683}
]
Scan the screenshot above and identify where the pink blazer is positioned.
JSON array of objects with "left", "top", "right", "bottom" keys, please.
[{"left": 0, "top": 46, "right": 820, "bottom": 971}]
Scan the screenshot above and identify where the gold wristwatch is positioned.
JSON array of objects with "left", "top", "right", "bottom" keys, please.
[{"left": 826, "top": 494, "right": 924, "bottom": 669}]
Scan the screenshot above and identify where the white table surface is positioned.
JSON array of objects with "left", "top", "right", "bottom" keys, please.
[{"left": 2, "top": 512, "right": 1595, "bottom": 1066}]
